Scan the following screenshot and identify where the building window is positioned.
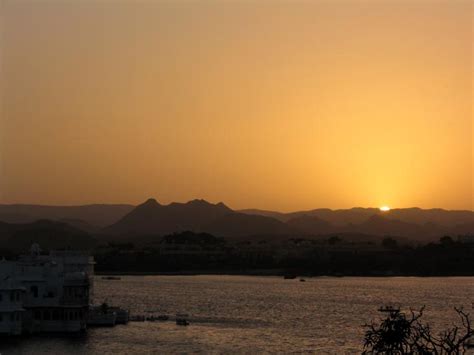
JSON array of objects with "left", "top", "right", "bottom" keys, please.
[
  {"left": 31, "top": 286, "right": 38, "bottom": 298},
  {"left": 0, "top": 294, "right": 2, "bottom": 302},
  {"left": 34, "top": 310, "right": 41, "bottom": 320},
  {"left": 43, "top": 310, "right": 51, "bottom": 321},
  {"left": 0, "top": 314, "right": 3, "bottom": 322}
]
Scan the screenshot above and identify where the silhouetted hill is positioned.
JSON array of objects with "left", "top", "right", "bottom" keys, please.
[
  {"left": 453, "top": 221, "right": 474, "bottom": 235},
  {"left": 284, "top": 214, "right": 448, "bottom": 241},
  {"left": 58, "top": 218, "right": 101, "bottom": 234},
  {"left": 241, "top": 208, "right": 385, "bottom": 225},
  {"left": 286, "top": 215, "right": 333, "bottom": 234},
  {"left": 0, "top": 212, "right": 35, "bottom": 224},
  {"left": 0, "top": 204, "right": 134, "bottom": 227},
  {"left": 239, "top": 209, "right": 288, "bottom": 221},
  {"left": 203, "top": 213, "right": 296, "bottom": 238},
  {"left": 103, "top": 198, "right": 296, "bottom": 238},
  {"left": 348, "top": 214, "right": 425, "bottom": 238},
  {"left": 281, "top": 214, "right": 448, "bottom": 241},
  {"left": 101, "top": 201, "right": 474, "bottom": 241},
  {"left": 241, "top": 207, "right": 474, "bottom": 227},
  {"left": 0, "top": 220, "right": 97, "bottom": 251},
  {"left": 380, "top": 208, "right": 474, "bottom": 227},
  {"left": 1, "top": 201, "right": 472, "bottom": 242},
  {"left": 104, "top": 199, "right": 234, "bottom": 236}
]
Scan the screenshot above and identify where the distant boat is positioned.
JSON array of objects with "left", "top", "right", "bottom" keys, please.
[
  {"left": 176, "top": 313, "right": 190, "bottom": 326},
  {"left": 108, "top": 307, "right": 129, "bottom": 324},
  {"left": 102, "top": 276, "right": 121, "bottom": 280},
  {"left": 87, "top": 303, "right": 129, "bottom": 326},
  {"left": 176, "top": 319, "right": 189, "bottom": 326},
  {"left": 146, "top": 315, "right": 169, "bottom": 322},
  {"left": 284, "top": 274, "right": 297, "bottom": 280},
  {"left": 378, "top": 305, "right": 400, "bottom": 313},
  {"left": 299, "top": 278, "right": 306, "bottom": 282},
  {"left": 87, "top": 305, "right": 117, "bottom": 327}
]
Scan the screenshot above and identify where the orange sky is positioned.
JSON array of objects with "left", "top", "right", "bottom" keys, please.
[{"left": 0, "top": 0, "right": 472, "bottom": 211}]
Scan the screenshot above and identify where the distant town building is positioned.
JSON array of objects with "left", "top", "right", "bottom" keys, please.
[{"left": 0, "top": 244, "right": 94, "bottom": 335}]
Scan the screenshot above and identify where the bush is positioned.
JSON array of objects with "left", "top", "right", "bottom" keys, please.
[{"left": 363, "top": 306, "right": 473, "bottom": 354}]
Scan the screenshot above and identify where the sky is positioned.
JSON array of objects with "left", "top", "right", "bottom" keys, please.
[{"left": 0, "top": 0, "right": 472, "bottom": 211}]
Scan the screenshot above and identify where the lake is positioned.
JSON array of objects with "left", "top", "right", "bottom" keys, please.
[{"left": 1, "top": 276, "right": 472, "bottom": 354}]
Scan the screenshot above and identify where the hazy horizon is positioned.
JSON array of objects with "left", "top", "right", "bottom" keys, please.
[
  {"left": 1, "top": 196, "right": 474, "bottom": 214},
  {"left": 1, "top": 0, "right": 473, "bottom": 211}
]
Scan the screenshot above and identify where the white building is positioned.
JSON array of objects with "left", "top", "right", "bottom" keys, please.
[
  {"left": 0, "top": 245, "right": 95, "bottom": 335},
  {"left": 0, "top": 278, "right": 25, "bottom": 335}
]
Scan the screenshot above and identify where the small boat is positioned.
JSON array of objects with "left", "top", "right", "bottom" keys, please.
[
  {"left": 378, "top": 305, "right": 400, "bottom": 313},
  {"left": 299, "top": 278, "right": 306, "bottom": 282},
  {"left": 146, "top": 314, "right": 169, "bottom": 322},
  {"left": 87, "top": 305, "right": 117, "bottom": 327},
  {"left": 101, "top": 276, "right": 121, "bottom": 281},
  {"left": 109, "top": 307, "right": 129, "bottom": 324},
  {"left": 176, "top": 313, "right": 190, "bottom": 326},
  {"left": 176, "top": 319, "right": 189, "bottom": 326},
  {"left": 284, "top": 274, "right": 297, "bottom": 280}
]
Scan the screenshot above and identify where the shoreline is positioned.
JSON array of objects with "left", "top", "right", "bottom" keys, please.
[{"left": 95, "top": 270, "right": 474, "bottom": 277}]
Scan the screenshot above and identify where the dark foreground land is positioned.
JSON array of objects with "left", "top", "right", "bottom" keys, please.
[
  {"left": 92, "top": 232, "right": 474, "bottom": 277},
  {"left": 0, "top": 219, "right": 472, "bottom": 276}
]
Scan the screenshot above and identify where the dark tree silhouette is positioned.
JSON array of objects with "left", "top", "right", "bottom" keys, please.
[
  {"left": 440, "top": 236, "right": 455, "bottom": 246},
  {"left": 363, "top": 306, "right": 473, "bottom": 354},
  {"left": 327, "top": 236, "right": 342, "bottom": 245},
  {"left": 382, "top": 237, "right": 398, "bottom": 249}
]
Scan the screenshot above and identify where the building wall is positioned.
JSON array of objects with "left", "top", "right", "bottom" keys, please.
[{"left": 0, "top": 250, "right": 94, "bottom": 334}]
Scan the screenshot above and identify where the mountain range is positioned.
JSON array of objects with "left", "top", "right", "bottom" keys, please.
[
  {"left": 1, "top": 200, "right": 473, "bottom": 242},
  {"left": 103, "top": 199, "right": 295, "bottom": 238},
  {"left": 0, "top": 219, "right": 97, "bottom": 252}
]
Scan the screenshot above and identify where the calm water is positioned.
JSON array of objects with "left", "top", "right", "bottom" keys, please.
[{"left": 1, "top": 276, "right": 472, "bottom": 354}]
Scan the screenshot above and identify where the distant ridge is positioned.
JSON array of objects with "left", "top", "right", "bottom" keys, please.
[
  {"left": 239, "top": 207, "right": 474, "bottom": 227},
  {"left": 103, "top": 198, "right": 295, "bottom": 238},
  {"left": 0, "top": 200, "right": 473, "bottom": 241},
  {"left": 103, "top": 198, "right": 231, "bottom": 235},
  {"left": 0, "top": 219, "right": 97, "bottom": 251},
  {"left": 0, "top": 203, "right": 134, "bottom": 227},
  {"left": 286, "top": 215, "right": 333, "bottom": 235}
]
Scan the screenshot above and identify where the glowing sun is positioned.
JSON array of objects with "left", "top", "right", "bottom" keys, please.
[{"left": 379, "top": 206, "right": 391, "bottom": 212}]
